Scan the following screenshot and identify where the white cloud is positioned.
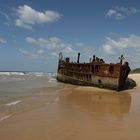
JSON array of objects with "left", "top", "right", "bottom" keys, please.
[
  {"left": 63, "top": 46, "right": 76, "bottom": 56},
  {"left": 106, "top": 9, "right": 124, "bottom": 20},
  {"left": 106, "top": 6, "right": 140, "bottom": 20},
  {"left": 26, "top": 36, "right": 76, "bottom": 52},
  {"left": 26, "top": 36, "right": 77, "bottom": 59},
  {"left": 24, "top": 36, "right": 96, "bottom": 62},
  {"left": 103, "top": 35, "right": 140, "bottom": 54},
  {"left": 106, "top": 9, "right": 117, "bottom": 17},
  {"left": 0, "top": 38, "right": 7, "bottom": 44},
  {"left": 26, "top": 37, "right": 67, "bottom": 50},
  {"left": 15, "top": 5, "right": 61, "bottom": 29},
  {"left": 103, "top": 44, "right": 114, "bottom": 54},
  {"left": 102, "top": 34, "right": 140, "bottom": 68},
  {"left": 37, "top": 49, "right": 44, "bottom": 54}
]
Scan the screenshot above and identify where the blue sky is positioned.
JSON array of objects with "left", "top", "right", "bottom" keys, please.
[{"left": 0, "top": 0, "right": 140, "bottom": 72}]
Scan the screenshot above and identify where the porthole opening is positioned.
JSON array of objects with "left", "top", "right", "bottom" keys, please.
[{"left": 98, "top": 79, "right": 102, "bottom": 84}]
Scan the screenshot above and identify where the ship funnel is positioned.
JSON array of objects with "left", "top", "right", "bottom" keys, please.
[{"left": 77, "top": 53, "right": 80, "bottom": 63}]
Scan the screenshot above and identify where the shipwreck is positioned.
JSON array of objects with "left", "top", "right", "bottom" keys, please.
[{"left": 57, "top": 52, "right": 131, "bottom": 91}]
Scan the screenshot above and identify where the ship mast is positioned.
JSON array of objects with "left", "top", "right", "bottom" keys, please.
[{"left": 119, "top": 54, "right": 125, "bottom": 64}]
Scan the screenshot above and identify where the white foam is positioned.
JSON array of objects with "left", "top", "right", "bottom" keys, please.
[
  {"left": 10, "top": 72, "right": 25, "bottom": 75},
  {"left": 0, "top": 72, "right": 25, "bottom": 76},
  {"left": 27, "top": 72, "right": 52, "bottom": 77},
  {"left": 0, "top": 115, "right": 11, "bottom": 121},
  {"left": 48, "top": 78, "right": 57, "bottom": 83},
  {"left": 5, "top": 100, "right": 22, "bottom": 106},
  {"left": 0, "top": 72, "right": 10, "bottom": 75},
  {"left": 0, "top": 71, "right": 56, "bottom": 78}
]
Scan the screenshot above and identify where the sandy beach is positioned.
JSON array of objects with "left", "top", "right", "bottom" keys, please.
[{"left": 0, "top": 73, "right": 140, "bottom": 140}]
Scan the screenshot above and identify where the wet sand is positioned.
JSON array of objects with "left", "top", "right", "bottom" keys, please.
[{"left": 0, "top": 74, "right": 140, "bottom": 140}]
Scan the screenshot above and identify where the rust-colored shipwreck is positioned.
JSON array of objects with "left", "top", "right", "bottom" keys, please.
[{"left": 57, "top": 52, "right": 131, "bottom": 91}]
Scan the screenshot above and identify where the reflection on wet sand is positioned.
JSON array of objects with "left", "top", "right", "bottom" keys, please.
[{"left": 64, "top": 88, "right": 131, "bottom": 118}]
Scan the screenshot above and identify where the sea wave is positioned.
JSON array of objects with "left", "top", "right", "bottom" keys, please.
[
  {"left": 0, "top": 115, "right": 11, "bottom": 121},
  {"left": 0, "top": 72, "right": 25, "bottom": 76},
  {"left": 5, "top": 100, "right": 22, "bottom": 106},
  {"left": 48, "top": 78, "right": 57, "bottom": 83},
  {"left": 26, "top": 72, "right": 53, "bottom": 77},
  {"left": 35, "top": 72, "right": 52, "bottom": 76},
  {"left": 0, "top": 71, "right": 56, "bottom": 77}
]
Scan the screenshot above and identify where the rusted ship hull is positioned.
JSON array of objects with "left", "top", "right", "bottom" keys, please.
[
  {"left": 57, "top": 73, "right": 120, "bottom": 90},
  {"left": 57, "top": 52, "right": 131, "bottom": 91}
]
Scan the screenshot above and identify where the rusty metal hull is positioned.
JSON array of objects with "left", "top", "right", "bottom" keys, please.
[
  {"left": 57, "top": 53, "right": 131, "bottom": 91},
  {"left": 57, "top": 73, "right": 119, "bottom": 90}
]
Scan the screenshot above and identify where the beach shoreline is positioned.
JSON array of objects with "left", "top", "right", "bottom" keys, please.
[{"left": 0, "top": 73, "right": 140, "bottom": 140}]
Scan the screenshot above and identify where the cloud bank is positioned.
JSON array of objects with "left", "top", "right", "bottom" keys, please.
[
  {"left": 106, "top": 6, "right": 140, "bottom": 20},
  {"left": 24, "top": 37, "right": 77, "bottom": 59},
  {"left": 102, "top": 34, "right": 140, "bottom": 68},
  {"left": 15, "top": 5, "right": 61, "bottom": 29},
  {"left": 103, "top": 34, "right": 140, "bottom": 54},
  {"left": 21, "top": 36, "right": 94, "bottom": 62}
]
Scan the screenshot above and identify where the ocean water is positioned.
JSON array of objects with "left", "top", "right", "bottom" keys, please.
[
  {"left": 0, "top": 71, "right": 64, "bottom": 121},
  {"left": 0, "top": 71, "right": 139, "bottom": 122}
]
